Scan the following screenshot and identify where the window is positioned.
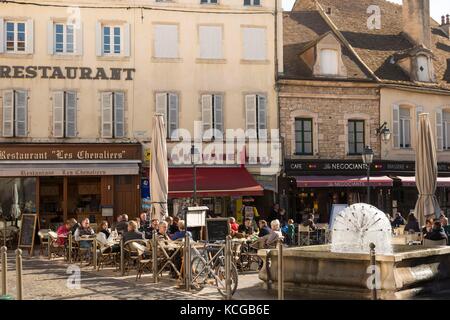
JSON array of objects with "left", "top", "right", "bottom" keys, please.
[
  {"left": 245, "top": 94, "right": 267, "bottom": 139},
  {"left": 348, "top": 120, "right": 365, "bottom": 155},
  {"left": 96, "top": 22, "right": 130, "bottom": 57},
  {"left": 244, "top": 0, "right": 261, "bottom": 5},
  {"left": 242, "top": 27, "right": 266, "bottom": 61},
  {"left": 156, "top": 92, "right": 179, "bottom": 139},
  {"left": 54, "top": 24, "right": 75, "bottom": 54},
  {"left": 103, "top": 26, "right": 121, "bottom": 55},
  {"left": 201, "top": 94, "right": 223, "bottom": 140},
  {"left": 417, "top": 55, "right": 430, "bottom": 82},
  {"left": 101, "top": 92, "right": 125, "bottom": 138},
  {"left": 295, "top": 118, "right": 313, "bottom": 155},
  {"left": 319, "top": 49, "right": 339, "bottom": 75},
  {"left": 53, "top": 91, "right": 77, "bottom": 138},
  {"left": 1, "top": 20, "right": 33, "bottom": 54},
  {"left": 201, "top": 0, "right": 218, "bottom": 3},
  {"left": 154, "top": 24, "right": 178, "bottom": 59},
  {"left": 199, "top": 25, "right": 223, "bottom": 59},
  {"left": 2, "top": 90, "right": 27, "bottom": 137},
  {"left": 398, "top": 107, "right": 411, "bottom": 148}
]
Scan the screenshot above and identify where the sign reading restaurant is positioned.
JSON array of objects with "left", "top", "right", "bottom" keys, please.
[{"left": 0, "top": 65, "right": 135, "bottom": 81}]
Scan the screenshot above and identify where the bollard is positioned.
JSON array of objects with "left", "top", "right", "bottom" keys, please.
[
  {"left": 277, "top": 239, "right": 284, "bottom": 300},
  {"left": 225, "top": 236, "right": 232, "bottom": 300},
  {"left": 120, "top": 238, "right": 125, "bottom": 276},
  {"left": 68, "top": 233, "right": 73, "bottom": 264},
  {"left": 185, "top": 234, "right": 191, "bottom": 292},
  {"left": 15, "top": 249, "right": 23, "bottom": 300},
  {"left": 1, "top": 246, "right": 7, "bottom": 296},
  {"left": 369, "top": 243, "right": 377, "bottom": 300},
  {"left": 265, "top": 250, "right": 272, "bottom": 291},
  {"left": 92, "top": 237, "right": 98, "bottom": 271},
  {"left": 152, "top": 231, "right": 158, "bottom": 284}
]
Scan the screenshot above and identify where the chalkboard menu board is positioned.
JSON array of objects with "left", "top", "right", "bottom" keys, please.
[
  {"left": 18, "top": 214, "right": 37, "bottom": 253},
  {"left": 206, "top": 218, "right": 229, "bottom": 242}
]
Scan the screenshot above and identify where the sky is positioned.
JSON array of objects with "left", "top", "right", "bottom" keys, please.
[{"left": 282, "top": 0, "right": 450, "bottom": 22}]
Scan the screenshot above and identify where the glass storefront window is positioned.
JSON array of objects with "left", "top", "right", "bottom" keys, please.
[{"left": 0, "top": 178, "right": 36, "bottom": 219}]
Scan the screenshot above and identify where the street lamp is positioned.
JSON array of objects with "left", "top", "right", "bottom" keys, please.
[
  {"left": 362, "top": 146, "right": 374, "bottom": 205},
  {"left": 376, "top": 122, "right": 391, "bottom": 143},
  {"left": 191, "top": 144, "right": 200, "bottom": 205}
]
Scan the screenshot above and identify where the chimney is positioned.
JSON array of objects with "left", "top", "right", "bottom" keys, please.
[
  {"left": 441, "top": 14, "right": 450, "bottom": 39},
  {"left": 402, "top": 0, "right": 431, "bottom": 48}
]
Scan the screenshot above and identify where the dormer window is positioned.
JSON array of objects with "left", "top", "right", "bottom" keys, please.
[
  {"left": 319, "top": 49, "right": 338, "bottom": 75},
  {"left": 416, "top": 55, "right": 430, "bottom": 82}
]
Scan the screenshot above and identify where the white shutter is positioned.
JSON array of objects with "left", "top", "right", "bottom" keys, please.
[
  {"left": 258, "top": 95, "right": 267, "bottom": 139},
  {"left": 76, "top": 22, "right": 83, "bottom": 55},
  {"left": 213, "top": 95, "right": 223, "bottom": 137},
  {"left": 199, "top": 26, "right": 222, "bottom": 59},
  {"left": 168, "top": 93, "right": 179, "bottom": 139},
  {"left": 242, "top": 27, "right": 266, "bottom": 61},
  {"left": 155, "top": 92, "right": 168, "bottom": 133},
  {"left": 0, "top": 18, "right": 4, "bottom": 53},
  {"left": 202, "top": 95, "right": 213, "bottom": 139},
  {"left": 2, "top": 90, "right": 14, "bottom": 137},
  {"left": 47, "top": 21, "right": 54, "bottom": 55},
  {"left": 52, "top": 91, "right": 64, "bottom": 138},
  {"left": 154, "top": 24, "right": 178, "bottom": 59},
  {"left": 114, "top": 92, "right": 125, "bottom": 138},
  {"left": 101, "top": 92, "right": 113, "bottom": 138},
  {"left": 15, "top": 90, "right": 27, "bottom": 137},
  {"left": 123, "top": 23, "right": 130, "bottom": 57},
  {"left": 245, "top": 94, "right": 257, "bottom": 133},
  {"left": 436, "top": 108, "right": 444, "bottom": 151},
  {"left": 95, "top": 22, "right": 102, "bottom": 56},
  {"left": 66, "top": 92, "right": 77, "bottom": 137},
  {"left": 320, "top": 49, "right": 339, "bottom": 75},
  {"left": 25, "top": 19, "right": 34, "bottom": 54},
  {"left": 393, "top": 105, "right": 400, "bottom": 148}
]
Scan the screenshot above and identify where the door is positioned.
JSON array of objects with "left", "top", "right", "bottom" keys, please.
[{"left": 114, "top": 175, "right": 139, "bottom": 219}]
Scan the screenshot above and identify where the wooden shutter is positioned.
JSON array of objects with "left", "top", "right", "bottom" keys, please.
[
  {"left": 52, "top": 91, "right": 64, "bottom": 138},
  {"left": 202, "top": 94, "right": 213, "bottom": 139},
  {"left": 66, "top": 91, "right": 77, "bottom": 137},
  {"left": 47, "top": 21, "right": 54, "bottom": 55},
  {"left": 25, "top": 19, "right": 34, "bottom": 54},
  {"left": 123, "top": 23, "right": 130, "bottom": 57},
  {"left": 114, "top": 92, "right": 125, "bottom": 138},
  {"left": 257, "top": 95, "right": 267, "bottom": 139},
  {"left": 15, "top": 90, "right": 27, "bottom": 137},
  {"left": 213, "top": 94, "right": 223, "bottom": 138},
  {"left": 393, "top": 105, "right": 400, "bottom": 148},
  {"left": 95, "top": 22, "right": 102, "bottom": 56},
  {"left": 0, "top": 18, "right": 4, "bottom": 53},
  {"left": 168, "top": 93, "right": 179, "bottom": 139},
  {"left": 76, "top": 22, "right": 83, "bottom": 55},
  {"left": 2, "top": 90, "right": 14, "bottom": 137},
  {"left": 101, "top": 92, "right": 113, "bottom": 138},
  {"left": 436, "top": 108, "right": 444, "bottom": 151},
  {"left": 245, "top": 94, "right": 257, "bottom": 137}
]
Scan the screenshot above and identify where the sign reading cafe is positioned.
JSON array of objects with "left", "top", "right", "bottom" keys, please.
[{"left": 0, "top": 65, "right": 136, "bottom": 81}]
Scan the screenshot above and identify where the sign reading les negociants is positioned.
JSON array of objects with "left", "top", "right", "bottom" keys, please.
[{"left": 0, "top": 65, "right": 135, "bottom": 80}]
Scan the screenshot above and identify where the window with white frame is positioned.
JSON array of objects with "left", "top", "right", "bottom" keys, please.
[
  {"left": 319, "top": 49, "right": 339, "bottom": 75},
  {"left": 2, "top": 90, "right": 28, "bottom": 137},
  {"left": 242, "top": 27, "right": 267, "bottom": 61},
  {"left": 417, "top": 55, "right": 431, "bottom": 82},
  {"left": 244, "top": 0, "right": 261, "bottom": 5},
  {"left": 201, "top": 94, "right": 223, "bottom": 140},
  {"left": 442, "top": 111, "right": 450, "bottom": 150},
  {"left": 101, "top": 92, "right": 125, "bottom": 138},
  {"left": 245, "top": 94, "right": 267, "bottom": 139},
  {"left": 199, "top": 25, "right": 223, "bottom": 60},
  {"left": 154, "top": 24, "right": 179, "bottom": 59},
  {"left": 156, "top": 92, "right": 179, "bottom": 139},
  {"left": 52, "top": 91, "right": 77, "bottom": 138},
  {"left": 394, "top": 107, "right": 411, "bottom": 148},
  {"left": 103, "top": 26, "right": 121, "bottom": 55},
  {"left": 54, "top": 23, "right": 75, "bottom": 54},
  {"left": 96, "top": 22, "right": 130, "bottom": 57},
  {"left": 1, "top": 20, "right": 33, "bottom": 54},
  {"left": 348, "top": 120, "right": 365, "bottom": 155}
]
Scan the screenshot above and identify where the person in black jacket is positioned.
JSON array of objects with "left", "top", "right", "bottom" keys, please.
[
  {"left": 424, "top": 221, "right": 448, "bottom": 241},
  {"left": 404, "top": 213, "right": 420, "bottom": 233}
]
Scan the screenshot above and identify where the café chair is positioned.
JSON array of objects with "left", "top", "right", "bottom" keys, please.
[
  {"left": 298, "top": 225, "right": 312, "bottom": 246},
  {"left": 48, "top": 231, "right": 65, "bottom": 259},
  {"left": 37, "top": 229, "right": 50, "bottom": 256},
  {"left": 423, "top": 238, "right": 448, "bottom": 247},
  {"left": 96, "top": 241, "right": 118, "bottom": 271},
  {"left": 123, "top": 239, "right": 149, "bottom": 277}
]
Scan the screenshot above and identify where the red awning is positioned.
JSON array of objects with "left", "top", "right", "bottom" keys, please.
[
  {"left": 296, "top": 176, "right": 393, "bottom": 188},
  {"left": 397, "top": 176, "right": 450, "bottom": 187},
  {"left": 169, "top": 167, "right": 264, "bottom": 198}
]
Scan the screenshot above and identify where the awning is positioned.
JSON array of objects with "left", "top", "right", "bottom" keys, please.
[
  {"left": 0, "top": 161, "right": 140, "bottom": 177},
  {"left": 296, "top": 176, "right": 393, "bottom": 188},
  {"left": 397, "top": 176, "right": 450, "bottom": 187},
  {"left": 169, "top": 167, "right": 264, "bottom": 198}
]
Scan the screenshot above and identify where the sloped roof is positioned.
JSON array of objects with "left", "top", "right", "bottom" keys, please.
[{"left": 284, "top": 0, "right": 450, "bottom": 90}]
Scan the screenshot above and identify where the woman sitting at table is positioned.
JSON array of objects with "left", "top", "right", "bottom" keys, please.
[
  {"left": 424, "top": 221, "right": 448, "bottom": 242},
  {"left": 422, "top": 219, "right": 434, "bottom": 237},
  {"left": 170, "top": 220, "right": 192, "bottom": 241},
  {"left": 404, "top": 213, "right": 420, "bottom": 233},
  {"left": 74, "top": 218, "right": 95, "bottom": 249},
  {"left": 56, "top": 220, "right": 71, "bottom": 246},
  {"left": 96, "top": 220, "right": 120, "bottom": 253}
]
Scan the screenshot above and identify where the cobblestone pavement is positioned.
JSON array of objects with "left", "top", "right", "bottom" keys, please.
[{"left": 2, "top": 249, "right": 276, "bottom": 300}]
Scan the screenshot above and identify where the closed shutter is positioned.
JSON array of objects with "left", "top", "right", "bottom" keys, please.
[
  {"left": 123, "top": 23, "right": 130, "bottom": 57},
  {"left": 168, "top": 93, "right": 179, "bottom": 139},
  {"left": 242, "top": 27, "right": 266, "bottom": 61},
  {"left": 257, "top": 95, "right": 267, "bottom": 139},
  {"left": 101, "top": 92, "right": 113, "bottom": 138},
  {"left": 393, "top": 105, "right": 400, "bottom": 148},
  {"left": 245, "top": 95, "right": 257, "bottom": 138},
  {"left": 2, "top": 90, "right": 14, "bottom": 137},
  {"left": 154, "top": 24, "right": 178, "bottom": 59},
  {"left": 320, "top": 49, "right": 339, "bottom": 75},
  {"left": 114, "top": 92, "right": 125, "bottom": 138},
  {"left": 213, "top": 94, "right": 223, "bottom": 138},
  {"left": 47, "top": 21, "right": 54, "bottom": 55},
  {"left": 156, "top": 92, "right": 168, "bottom": 136},
  {"left": 66, "top": 92, "right": 77, "bottom": 137},
  {"left": 95, "top": 22, "right": 102, "bottom": 56},
  {"left": 52, "top": 91, "right": 64, "bottom": 138},
  {"left": 15, "top": 90, "right": 27, "bottom": 137},
  {"left": 436, "top": 108, "right": 444, "bottom": 151},
  {"left": 25, "top": 19, "right": 34, "bottom": 54},
  {"left": 76, "top": 22, "right": 83, "bottom": 55},
  {"left": 202, "top": 95, "right": 213, "bottom": 139},
  {"left": 199, "top": 26, "right": 222, "bottom": 59},
  {"left": 0, "top": 18, "right": 4, "bottom": 53}
]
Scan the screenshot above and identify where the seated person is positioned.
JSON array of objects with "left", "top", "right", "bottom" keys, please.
[
  {"left": 302, "top": 214, "right": 317, "bottom": 231},
  {"left": 440, "top": 215, "right": 450, "bottom": 237},
  {"left": 157, "top": 221, "right": 182, "bottom": 278},
  {"left": 229, "top": 217, "right": 239, "bottom": 235},
  {"left": 258, "top": 220, "right": 271, "bottom": 238},
  {"left": 56, "top": 220, "right": 71, "bottom": 246},
  {"left": 149, "top": 219, "right": 160, "bottom": 235},
  {"left": 238, "top": 218, "right": 255, "bottom": 236},
  {"left": 122, "top": 221, "right": 145, "bottom": 243},
  {"left": 265, "top": 219, "right": 284, "bottom": 247},
  {"left": 69, "top": 218, "right": 80, "bottom": 235},
  {"left": 74, "top": 218, "right": 95, "bottom": 249},
  {"left": 96, "top": 220, "right": 120, "bottom": 253},
  {"left": 422, "top": 219, "right": 434, "bottom": 237},
  {"left": 424, "top": 221, "right": 448, "bottom": 242},
  {"left": 391, "top": 213, "right": 406, "bottom": 228},
  {"left": 115, "top": 214, "right": 129, "bottom": 235},
  {"left": 404, "top": 213, "right": 420, "bottom": 233},
  {"left": 170, "top": 220, "right": 192, "bottom": 241},
  {"left": 169, "top": 217, "right": 180, "bottom": 235}
]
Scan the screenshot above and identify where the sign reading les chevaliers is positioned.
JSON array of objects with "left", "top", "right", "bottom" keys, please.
[{"left": 0, "top": 144, "right": 142, "bottom": 161}]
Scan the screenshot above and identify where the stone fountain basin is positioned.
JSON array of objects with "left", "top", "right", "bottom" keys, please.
[{"left": 258, "top": 244, "right": 450, "bottom": 300}]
